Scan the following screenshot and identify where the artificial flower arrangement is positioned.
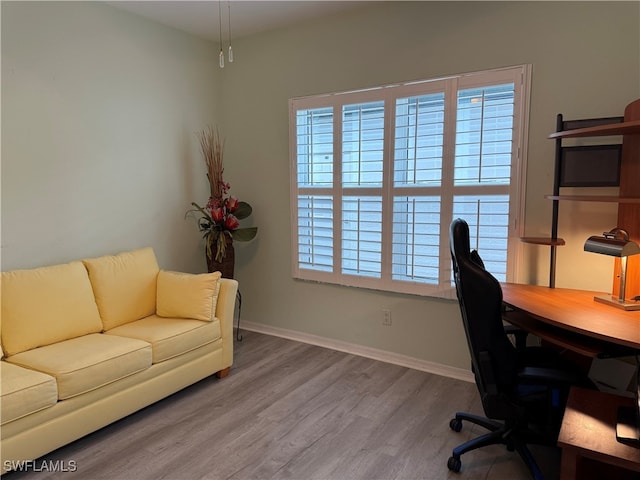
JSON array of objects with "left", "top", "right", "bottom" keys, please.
[{"left": 187, "top": 126, "right": 257, "bottom": 263}]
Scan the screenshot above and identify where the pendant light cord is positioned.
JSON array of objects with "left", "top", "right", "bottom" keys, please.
[{"left": 218, "top": 1, "right": 224, "bottom": 68}]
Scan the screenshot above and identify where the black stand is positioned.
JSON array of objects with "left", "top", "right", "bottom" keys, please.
[{"left": 235, "top": 290, "right": 243, "bottom": 341}]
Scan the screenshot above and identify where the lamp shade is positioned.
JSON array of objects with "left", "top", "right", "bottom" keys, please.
[
  {"left": 584, "top": 236, "right": 640, "bottom": 257},
  {"left": 584, "top": 228, "right": 640, "bottom": 257}
]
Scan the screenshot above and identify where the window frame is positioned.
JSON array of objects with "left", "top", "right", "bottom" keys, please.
[{"left": 289, "top": 65, "right": 530, "bottom": 298}]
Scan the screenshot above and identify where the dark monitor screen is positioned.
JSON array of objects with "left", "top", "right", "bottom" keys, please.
[{"left": 560, "top": 145, "right": 622, "bottom": 187}]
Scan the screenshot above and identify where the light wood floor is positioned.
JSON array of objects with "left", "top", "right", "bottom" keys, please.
[{"left": 5, "top": 331, "right": 560, "bottom": 480}]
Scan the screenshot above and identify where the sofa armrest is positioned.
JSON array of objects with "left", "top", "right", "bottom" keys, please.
[{"left": 216, "top": 278, "right": 238, "bottom": 369}]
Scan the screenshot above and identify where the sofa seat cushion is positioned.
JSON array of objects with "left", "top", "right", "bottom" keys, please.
[
  {"left": 6, "top": 334, "right": 152, "bottom": 400},
  {"left": 105, "top": 315, "right": 220, "bottom": 363},
  {"left": 1, "top": 362, "right": 58, "bottom": 425}
]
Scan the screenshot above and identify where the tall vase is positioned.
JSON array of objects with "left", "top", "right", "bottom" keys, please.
[{"left": 207, "top": 235, "right": 235, "bottom": 279}]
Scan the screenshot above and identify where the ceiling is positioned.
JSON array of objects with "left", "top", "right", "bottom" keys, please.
[{"left": 108, "top": 1, "right": 374, "bottom": 43}]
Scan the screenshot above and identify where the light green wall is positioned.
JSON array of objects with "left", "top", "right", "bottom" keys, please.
[
  {"left": 1, "top": 1, "right": 220, "bottom": 273},
  {"left": 220, "top": 1, "right": 639, "bottom": 369},
  {"left": 2, "top": 2, "right": 639, "bottom": 372}
]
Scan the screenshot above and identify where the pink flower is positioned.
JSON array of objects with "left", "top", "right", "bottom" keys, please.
[
  {"left": 225, "top": 214, "right": 239, "bottom": 230},
  {"left": 211, "top": 207, "right": 224, "bottom": 223},
  {"left": 225, "top": 196, "right": 239, "bottom": 213},
  {"left": 206, "top": 197, "right": 222, "bottom": 210}
]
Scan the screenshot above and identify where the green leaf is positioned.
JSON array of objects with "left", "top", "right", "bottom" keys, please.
[
  {"left": 188, "top": 202, "right": 213, "bottom": 223},
  {"left": 234, "top": 201, "right": 253, "bottom": 220},
  {"left": 231, "top": 227, "right": 258, "bottom": 242}
]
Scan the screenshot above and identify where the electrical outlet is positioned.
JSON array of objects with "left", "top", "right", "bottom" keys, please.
[{"left": 382, "top": 309, "right": 392, "bottom": 326}]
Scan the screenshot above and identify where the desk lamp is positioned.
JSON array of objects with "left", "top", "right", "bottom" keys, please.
[{"left": 584, "top": 227, "right": 640, "bottom": 311}]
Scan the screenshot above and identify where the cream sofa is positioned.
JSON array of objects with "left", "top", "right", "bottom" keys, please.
[{"left": 0, "top": 247, "right": 237, "bottom": 473}]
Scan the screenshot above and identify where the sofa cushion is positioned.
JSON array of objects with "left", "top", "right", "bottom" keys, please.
[
  {"left": 1, "top": 261, "right": 103, "bottom": 356},
  {"left": 106, "top": 315, "right": 220, "bottom": 363},
  {"left": 1, "top": 362, "right": 58, "bottom": 425},
  {"left": 6, "top": 333, "right": 152, "bottom": 400},
  {"left": 157, "top": 270, "right": 221, "bottom": 321},
  {"left": 83, "top": 247, "right": 159, "bottom": 331},
  {"left": 0, "top": 295, "right": 3, "bottom": 359}
]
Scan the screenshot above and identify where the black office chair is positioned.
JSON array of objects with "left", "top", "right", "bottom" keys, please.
[{"left": 448, "top": 218, "right": 587, "bottom": 480}]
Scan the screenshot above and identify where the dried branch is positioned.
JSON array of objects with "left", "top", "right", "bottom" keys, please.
[{"left": 198, "top": 126, "right": 225, "bottom": 200}]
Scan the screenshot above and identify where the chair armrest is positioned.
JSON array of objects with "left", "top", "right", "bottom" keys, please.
[
  {"left": 518, "top": 366, "right": 583, "bottom": 385},
  {"left": 504, "top": 325, "right": 528, "bottom": 351}
]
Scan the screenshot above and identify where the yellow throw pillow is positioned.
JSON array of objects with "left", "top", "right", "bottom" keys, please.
[
  {"left": 83, "top": 247, "right": 160, "bottom": 331},
  {"left": 156, "top": 270, "right": 221, "bottom": 321}
]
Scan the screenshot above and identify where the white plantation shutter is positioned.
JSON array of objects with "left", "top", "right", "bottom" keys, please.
[
  {"left": 342, "top": 196, "right": 383, "bottom": 278},
  {"left": 343, "top": 102, "right": 385, "bottom": 187},
  {"left": 391, "top": 91, "right": 446, "bottom": 285},
  {"left": 394, "top": 93, "right": 445, "bottom": 187},
  {"left": 289, "top": 65, "right": 529, "bottom": 296},
  {"left": 296, "top": 107, "right": 333, "bottom": 187},
  {"left": 455, "top": 84, "right": 515, "bottom": 186},
  {"left": 392, "top": 196, "right": 441, "bottom": 283},
  {"left": 295, "top": 107, "right": 335, "bottom": 276},
  {"left": 341, "top": 101, "right": 385, "bottom": 279},
  {"left": 297, "top": 195, "right": 333, "bottom": 272},
  {"left": 452, "top": 195, "right": 510, "bottom": 280},
  {"left": 451, "top": 82, "right": 517, "bottom": 281}
]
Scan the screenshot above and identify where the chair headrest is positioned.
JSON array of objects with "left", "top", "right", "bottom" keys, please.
[
  {"left": 450, "top": 218, "right": 486, "bottom": 270},
  {"left": 450, "top": 218, "right": 471, "bottom": 261}
]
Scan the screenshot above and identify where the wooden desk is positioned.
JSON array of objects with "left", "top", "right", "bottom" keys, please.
[
  {"left": 558, "top": 387, "right": 640, "bottom": 480},
  {"left": 501, "top": 283, "right": 640, "bottom": 357},
  {"left": 501, "top": 284, "right": 640, "bottom": 478}
]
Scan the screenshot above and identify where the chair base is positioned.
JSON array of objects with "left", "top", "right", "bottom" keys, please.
[{"left": 447, "top": 411, "right": 545, "bottom": 480}]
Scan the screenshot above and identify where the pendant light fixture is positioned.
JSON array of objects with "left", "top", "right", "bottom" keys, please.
[
  {"left": 218, "top": 1, "right": 234, "bottom": 68},
  {"left": 227, "top": 2, "right": 234, "bottom": 63}
]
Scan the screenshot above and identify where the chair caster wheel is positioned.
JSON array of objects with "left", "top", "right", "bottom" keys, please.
[
  {"left": 447, "top": 456, "right": 462, "bottom": 472},
  {"left": 449, "top": 418, "right": 462, "bottom": 432}
]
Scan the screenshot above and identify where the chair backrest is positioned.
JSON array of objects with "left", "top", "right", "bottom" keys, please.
[{"left": 450, "top": 218, "right": 519, "bottom": 400}]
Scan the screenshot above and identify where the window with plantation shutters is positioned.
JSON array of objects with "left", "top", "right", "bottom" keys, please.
[{"left": 289, "top": 65, "right": 530, "bottom": 297}]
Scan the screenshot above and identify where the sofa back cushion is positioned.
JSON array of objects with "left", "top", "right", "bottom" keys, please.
[
  {"left": 157, "top": 270, "right": 221, "bottom": 321},
  {"left": 83, "top": 247, "right": 159, "bottom": 331},
  {"left": 1, "top": 261, "right": 103, "bottom": 356}
]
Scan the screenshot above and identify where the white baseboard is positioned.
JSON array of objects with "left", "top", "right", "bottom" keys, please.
[{"left": 238, "top": 320, "right": 474, "bottom": 383}]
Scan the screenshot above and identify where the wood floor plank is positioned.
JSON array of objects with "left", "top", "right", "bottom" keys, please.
[{"left": 3, "top": 331, "right": 559, "bottom": 480}]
